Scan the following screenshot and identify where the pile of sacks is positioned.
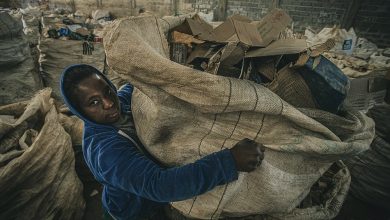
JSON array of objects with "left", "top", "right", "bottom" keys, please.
[
  {"left": 0, "top": 12, "right": 42, "bottom": 105},
  {"left": 0, "top": 89, "right": 85, "bottom": 219},
  {"left": 20, "top": 5, "right": 42, "bottom": 45},
  {"left": 345, "top": 103, "right": 390, "bottom": 214}
]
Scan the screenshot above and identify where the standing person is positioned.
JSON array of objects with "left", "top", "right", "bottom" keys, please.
[{"left": 60, "top": 64, "right": 265, "bottom": 220}]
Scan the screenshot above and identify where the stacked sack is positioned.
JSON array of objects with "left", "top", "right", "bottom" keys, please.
[
  {"left": 0, "top": 12, "right": 42, "bottom": 105},
  {"left": 0, "top": 89, "right": 85, "bottom": 219},
  {"left": 39, "top": 11, "right": 105, "bottom": 100},
  {"left": 345, "top": 104, "right": 390, "bottom": 212},
  {"left": 20, "top": 5, "right": 41, "bottom": 46}
]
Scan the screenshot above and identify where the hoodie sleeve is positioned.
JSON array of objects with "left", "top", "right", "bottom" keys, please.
[
  {"left": 117, "top": 83, "right": 133, "bottom": 106},
  {"left": 94, "top": 135, "right": 238, "bottom": 202}
]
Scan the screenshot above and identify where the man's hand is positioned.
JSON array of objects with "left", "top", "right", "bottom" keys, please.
[{"left": 229, "top": 138, "right": 265, "bottom": 172}]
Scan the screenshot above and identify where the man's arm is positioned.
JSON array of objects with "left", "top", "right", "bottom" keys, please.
[{"left": 95, "top": 136, "right": 238, "bottom": 202}]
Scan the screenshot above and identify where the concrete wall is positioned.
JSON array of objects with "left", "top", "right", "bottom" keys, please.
[
  {"left": 353, "top": 0, "right": 390, "bottom": 47},
  {"left": 213, "top": 0, "right": 390, "bottom": 47},
  {"left": 0, "top": 0, "right": 22, "bottom": 8},
  {"left": 48, "top": 0, "right": 174, "bottom": 17},
  {"left": 42, "top": 0, "right": 390, "bottom": 47},
  {"left": 181, "top": 0, "right": 390, "bottom": 48},
  {"left": 279, "top": 0, "right": 350, "bottom": 32},
  {"left": 226, "top": 0, "right": 271, "bottom": 20}
]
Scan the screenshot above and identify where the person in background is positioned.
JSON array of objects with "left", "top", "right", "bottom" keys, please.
[{"left": 60, "top": 64, "right": 265, "bottom": 220}]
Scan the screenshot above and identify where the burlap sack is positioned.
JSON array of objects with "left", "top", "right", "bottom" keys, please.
[
  {"left": 38, "top": 38, "right": 105, "bottom": 100},
  {"left": 267, "top": 65, "right": 317, "bottom": 109},
  {"left": 345, "top": 104, "right": 390, "bottom": 210},
  {"left": 59, "top": 113, "right": 84, "bottom": 146},
  {"left": 0, "top": 13, "right": 42, "bottom": 105},
  {"left": 103, "top": 16, "right": 375, "bottom": 219},
  {"left": 0, "top": 12, "right": 23, "bottom": 39},
  {"left": 0, "top": 88, "right": 85, "bottom": 220}
]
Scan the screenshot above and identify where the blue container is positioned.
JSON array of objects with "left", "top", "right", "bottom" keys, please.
[{"left": 297, "top": 55, "right": 349, "bottom": 114}]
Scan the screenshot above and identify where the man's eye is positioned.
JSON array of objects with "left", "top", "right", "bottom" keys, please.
[{"left": 90, "top": 100, "right": 99, "bottom": 105}]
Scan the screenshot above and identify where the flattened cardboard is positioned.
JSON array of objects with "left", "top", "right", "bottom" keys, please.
[
  {"left": 220, "top": 42, "right": 246, "bottom": 65},
  {"left": 212, "top": 14, "right": 264, "bottom": 47},
  {"left": 246, "top": 39, "right": 307, "bottom": 57},
  {"left": 254, "top": 8, "right": 292, "bottom": 46},
  {"left": 173, "top": 14, "right": 214, "bottom": 41},
  {"left": 233, "top": 19, "right": 264, "bottom": 46}
]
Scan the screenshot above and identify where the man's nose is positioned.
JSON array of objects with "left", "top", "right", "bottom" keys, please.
[{"left": 102, "top": 97, "right": 114, "bottom": 109}]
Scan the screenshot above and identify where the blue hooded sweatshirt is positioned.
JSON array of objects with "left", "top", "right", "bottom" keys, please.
[{"left": 60, "top": 64, "right": 239, "bottom": 220}]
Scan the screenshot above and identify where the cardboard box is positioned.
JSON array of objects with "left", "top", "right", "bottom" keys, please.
[
  {"left": 212, "top": 14, "right": 264, "bottom": 47},
  {"left": 344, "top": 77, "right": 388, "bottom": 111},
  {"left": 211, "top": 9, "right": 292, "bottom": 47},
  {"left": 246, "top": 39, "right": 307, "bottom": 57},
  {"left": 219, "top": 42, "right": 247, "bottom": 66},
  {"left": 172, "top": 14, "right": 214, "bottom": 41},
  {"left": 253, "top": 8, "right": 292, "bottom": 46}
]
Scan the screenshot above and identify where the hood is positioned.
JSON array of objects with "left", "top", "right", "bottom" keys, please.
[{"left": 60, "top": 64, "right": 118, "bottom": 126}]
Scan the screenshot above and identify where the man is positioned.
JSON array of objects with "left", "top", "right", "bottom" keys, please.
[{"left": 60, "top": 64, "right": 265, "bottom": 220}]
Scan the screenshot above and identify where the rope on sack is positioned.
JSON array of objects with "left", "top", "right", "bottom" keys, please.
[
  {"left": 154, "top": 16, "right": 169, "bottom": 57},
  {"left": 188, "top": 196, "right": 198, "bottom": 215},
  {"left": 192, "top": 110, "right": 243, "bottom": 218},
  {"left": 212, "top": 111, "right": 243, "bottom": 219},
  {"left": 249, "top": 81, "right": 259, "bottom": 111},
  {"left": 222, "top": 78, "right": 233, "bottom": 113},
  {"left": 254, "top": 114, "right": 266, "bottom": 141},
  {"left": 210, "top": 184, "right": 229, "bottom": 220},
  {"left": 159, "top": 17, "right": 171, "bottom": 32},
  {"left": 220, "top": 112, "right": 242, "bottom": 151},
  {"left": 198, "top": 114, "right": 218, "bottom": 157}
]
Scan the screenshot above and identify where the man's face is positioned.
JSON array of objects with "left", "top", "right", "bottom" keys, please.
[{"left": 75, "top": 74, "right": 120, "bottom": 124}]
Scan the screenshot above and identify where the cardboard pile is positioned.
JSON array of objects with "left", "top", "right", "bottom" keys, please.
[
  {"left": 170, "top": 10, "right": 304, "bottom": 76},
  {"left": 169, "top": 9, "right": 350, "bottom": 114}
]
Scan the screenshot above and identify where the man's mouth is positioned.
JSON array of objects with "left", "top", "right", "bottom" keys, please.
[{"left": 107, "top": 111, "right": 119, "bottom": 119}]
